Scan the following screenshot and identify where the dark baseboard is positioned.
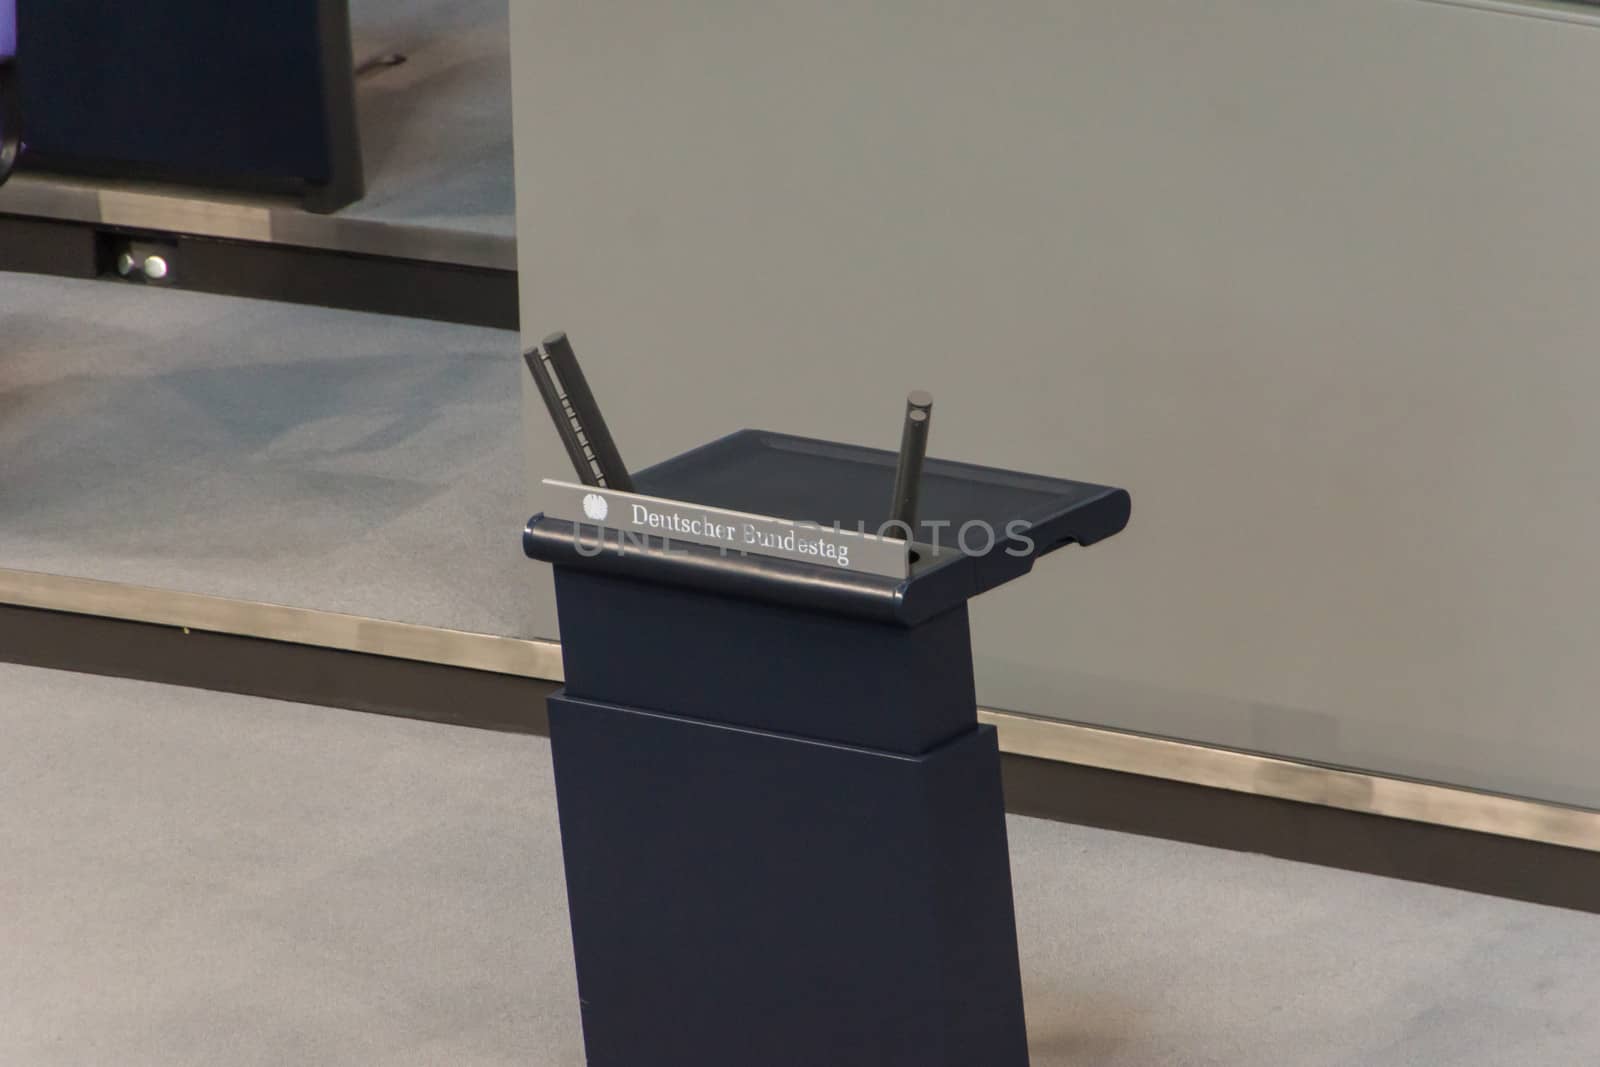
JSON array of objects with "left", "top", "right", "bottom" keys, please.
[
  {"left": 1002, "top": 753, "right": 1600, "bottom": 914},
  {"left": 176, "top": 237, "right": 518, "bottom": 329},
  {"left": 0, "top": 213, "right": 518, "bottom": 329},
  {"left": 3, "top": 600, "right": 1595, "bottom": 914},
  {"left": 0, "top": 213, "right": 101, "bottom": 276}
]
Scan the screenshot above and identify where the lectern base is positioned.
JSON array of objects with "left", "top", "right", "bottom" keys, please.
[{"left": 548, "top": 692, "right": 1031, "bottom": 1067}]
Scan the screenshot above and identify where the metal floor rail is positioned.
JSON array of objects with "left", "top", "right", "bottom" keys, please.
[{"left": 3, "top": 564, "right": 1596, "bottom": 856}]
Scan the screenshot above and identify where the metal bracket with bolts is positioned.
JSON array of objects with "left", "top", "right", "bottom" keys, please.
[{"left": 114, "top": 240, "right": 178, "bottom": 285}]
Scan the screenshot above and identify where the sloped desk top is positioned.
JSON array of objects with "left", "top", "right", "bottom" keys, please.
[{"left": 525, "top": 429, "right": 1129, "bottom": 626}]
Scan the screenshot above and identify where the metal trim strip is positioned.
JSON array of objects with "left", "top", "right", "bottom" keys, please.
[
  {"left": 0, "top": 173, "right": 515, "bottom": 270},
  {"left": 0, "top": 568, "right": 561, "bottom": 680},
  {"left": 980, "top": 708, "right": 1600, "bottom": 854}
]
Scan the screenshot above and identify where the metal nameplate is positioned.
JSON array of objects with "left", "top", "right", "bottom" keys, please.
[{"left": 540, "top": 480, "right": 910, "bottom": 579}]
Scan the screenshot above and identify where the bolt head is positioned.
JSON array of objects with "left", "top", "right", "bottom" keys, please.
[
  {"left": 142, "top": 255, "right": 169, "bottom": 281},
  {"left": 116, "top": 252, "right": 137, "bottom": 276}
]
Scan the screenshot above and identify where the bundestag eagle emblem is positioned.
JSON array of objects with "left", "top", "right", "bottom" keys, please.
[{"left": 582, "top": 493, "right": 609, "bottom": 522}]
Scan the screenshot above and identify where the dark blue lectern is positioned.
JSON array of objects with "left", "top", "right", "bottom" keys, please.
[
  {"left": 525, "top": 430, "right": 1130, "bottom": 1067},
  {"left": 14, "top": 0, "right": 362, "bottom": 211}
]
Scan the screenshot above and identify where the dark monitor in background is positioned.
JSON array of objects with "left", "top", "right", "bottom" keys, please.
[{"left": 14, "top": 0, "right": 363, "bottom": 212}]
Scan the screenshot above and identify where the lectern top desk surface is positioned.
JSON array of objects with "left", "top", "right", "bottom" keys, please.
[{"left": 526, "top": 429, "right": 1130, "bottom": 626}]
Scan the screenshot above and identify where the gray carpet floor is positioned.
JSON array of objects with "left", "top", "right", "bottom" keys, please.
[
  {"left": 3, "top": 662, "right": 1598, "bottom": 1066},
  {"left": 0, "top": 274, "right": 531, "bottom": 638},
  {"left": 344, "top": 0, "right": 514, "bottom": 236}
]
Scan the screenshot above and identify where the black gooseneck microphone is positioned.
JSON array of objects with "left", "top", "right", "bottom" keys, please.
[
  {"left": 523, "top": 331, "right": 635, "bottom": 492},
  {"left": 888, "top": 390, "right": 933, "bottom": 541}
]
